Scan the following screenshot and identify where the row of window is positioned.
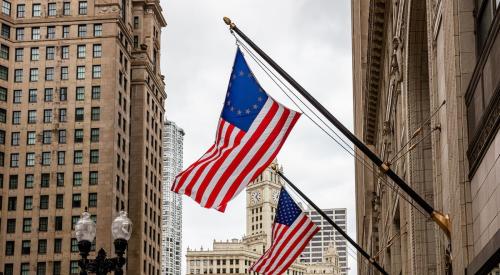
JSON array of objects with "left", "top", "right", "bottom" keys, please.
[
  {"left": 0, "top": 107, "right": 101, "bottom": 124},
  {"left": 3, "top": 150, "right": 100, "bottom": 167},
  {"left": 0, "top": 86, "right": 101, "bottom": 103},
  {"left": 0, "top": 44, "right": 102, "bottom": 62},
  {"left": 3, "top": 193, "right": 96, "bottom": 212},
  {"left": 2, "top": 0, "right": 88, "bottom": 17},
  {"left": 9, "top": 65, "right": 102, "bottom": 82},
  {"left": 0, "top": 128, "right": 100, "bottom": 146},
  {"left": 0, "top": 171, "right": 98, "bottom": 189},
  {"left": 2, "top": 23, "right": 102, "bottom": 41},
  {"left": 5, "top": 237, "right": 91, "bottom": 257},
  {"left": 3, "top": 261, "right": 78, "bottom": 275}
]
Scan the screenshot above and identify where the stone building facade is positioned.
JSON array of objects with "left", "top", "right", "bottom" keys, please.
[
  {"left": 186, "top": 162, "right": 342, "bottom": 275},
  {"left": 161, "top": 120, "right": 184, "bottom": 275},
  {"left": 352, "top": 0, "right": 499, "bottom": 274},
  {"left": 0, "top": 0, "right": 166, "bottom": 274}
]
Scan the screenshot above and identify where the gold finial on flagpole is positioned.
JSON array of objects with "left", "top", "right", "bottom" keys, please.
[
  {"left": 432, "top": 211, "right": 451, "bottom": 238},
  {"left": 223, "top": 17, "right": 236, "bottom": 29}
]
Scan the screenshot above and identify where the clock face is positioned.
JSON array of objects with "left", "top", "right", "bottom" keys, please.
[
  {"left": 251, "top": 191, "right": 261, "bottom": 204},
  {"left": 272, "top": 190, "right": 280, "bottom": 204}
]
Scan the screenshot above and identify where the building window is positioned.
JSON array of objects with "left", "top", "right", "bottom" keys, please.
[
  {"left": 0, "top": 44, "right": 8, "bottom": 59},
  {"left": 30, "top": 47, "right": 39, "bottom": 60},
  {"left": 2, "top": 0, "right": 10, "bottom": 15},
  {"left": 46, "top": 46, "right": 55, "bottom": 59},
  {"left": 43, "top": 109, "right": 52, "bottom": 123},
  {"left": 26, "top": 152, "right": 35, "bottom": 166},
  {"left": 91, "top": 107, "right": 100, "bottom": 120},
  {"left": 75, "top": 129, "right": 83, "bottom": 142},
  {"left": 7, "top": 196, "right": 16, "bottom": 210},
  {"left": 44, "top": 88, "right": 53, "bottom": 102},
  {"left": 60, "top": 87, "right": 68, "bottom": 101},
  {"left": 93, "top": 44, "right": 102, "bottom": 58},
  {"left": 53, "top": 262, "right": 61, "bottom": 275},
  {"left": 56, "top": 194, "right": 64, "bottom": 208},
  {"left": 57, "top": 151, "right": 65, "bottom": 165},
  {"left": 61, "top": 46, "right": 69, "bottom": 59},
  {"left": 73, "top": 172, "right": 82, "bottom": 186},
  {"left": 8, "top": 175, "right": 17, "bottom": 189},
  {"left": 58, "top": 130, "right": 67, "bottom": 144},
  {"left": 57, "top": 172, "right": 64, "bottom": 186},
  {"left": 5, "top": 241, "right": 14, "bottom": 255},
  {"left": 0, "top": 86, "right": 5, "bottom": 101},
  {"left": 32, "top": 3, "right": 41, "bottom": 16},
  {"left": 22, "top": 241, "right": 30, "bottom": 255},
  {"left": 77, "top": 66, "right": 85, "bottom": 79},
  {"left": 134, "top": 36, "right": 139, "bottom": 48},
  {"left": 38, "top": 241, "right": 47, "bottom": 255},
  {"left": 6, "top": 218, "right": 16, "bottom": 233},
  {"left": 92, "top": 86, "right": 101, "bottom": 99},
  {"left": 79, "top": 1, "right": 87, "bottom": 15},
  {"left": 55, "top": 217, "right": 63, "bottom": 231},
  {"left": 40, "top": 195, "right": 49, "bottom": 209},
  {"left": 13, "top": 90, "right": 21, "bottom": 103},
  {"left": 61, "top": 67, "right": 69, "bottom": 80},
  {"left": 92, "top": 65, "right": 101, "bottom": 78},
  {"left": 0, "top": 129, "right": 4, "bottom": 144},
  {"left": 30, "top": 68, "right": 39, "bottom": 82},
  {"left": 75, "top": 108, "right": 84, "bottom": 121},
  {"left": 78, "top": 24, "right": 87, "bottom": 37},
  {"left": 40, "top": 173, "right": 50, "bottom": 187},
  {"left": 32, "top": 27, "right": 40, "bottom": 40},
  {"left": 16, "top": 3, "right": 24, "bottom": 18},
  {"left": 28, "top": 89, "right": 37, "bottom": 102},
  {"left": 74, "top": 150, "right": 83, "bottom": 164},
  {"left": 70, "top": 261, "right": 79, "bottom": 275},
  {"left": 42, "top": 130, "right": 51, "bottom": 144},
  {"left": 10, "top": 132, "right": 19, "bottom": 146},
  {"left": 72, "top": 194, "right": 81, "bottom": 208},
  {"left": 0, "top": 65, "right": 8, "bottom": 80},
  {"left": 90, "top": 150, "right": 99, "bottom": 163},
  {"left": 76, "top": 86, "right": 85, "bottom": 100},
  {"left": 41, "top": 152, "right": 51, "bottom": 166},
  {"left": 23, "top": 197, "right": 32, "bottom": 211},
  {"left": 39, "top": 217, "right": 48, "bottom": 232},
  {"left": 59, "top": 108, "right": 67, "bottom": 122},
  {"left": 47, "top": 26, "right": 55, "bottom": 39},
  {"left": 27, "top": 132, "right": 36, "bottom": 145},
  {"left": 48, "top": 2, "right": 56, "bottom": 16},
  {"left": 10, "top": 153, "right": 19, "bottom": 167},
  {"left": 0, "top": 108, "right": 6, "bottom": 122},
  {"left": 62, "top": 25, "right": 70, "bottom": 38},
  {"left": 45, "top": 67, "right": 54, "bottom": 81},
  {"left": 77, "top": 44, "right": 86, "bottom": 58},
  {"left": 25, "top": 174, "right": 34, "bottom": 188},
  {"left": 89, "top": 171, "right": 98, "bottom": 185},
  {"left": 16, "top": 27, "right": 24, "bottom": 40},
  {"left": 89, "top": 193, "right": 97, "bottom": 207},
  {"left": 63, "top": 2, "right": 70, "bottom": 15},
  {"left": 134, "top": 16, "right": 139, "bottom": 29},
  {"left": 15, "top": 47, "right": 23, "bottom": 61},
  {"left": 91, "top": 128, "right": 100, "bottom": 142}
]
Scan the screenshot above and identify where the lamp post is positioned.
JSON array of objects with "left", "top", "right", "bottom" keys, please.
[{"left": 75, "top": 209, "right": 132, "bottom": 275}]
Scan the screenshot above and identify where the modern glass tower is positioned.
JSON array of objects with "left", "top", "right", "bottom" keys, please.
[{"left": 161, "top": 120, "right": 184, "bottom": 275}]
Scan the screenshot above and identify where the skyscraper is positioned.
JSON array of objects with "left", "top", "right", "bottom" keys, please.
[
  {"left": 301, "top": 208, "right": 348, "bottom": 275},
  {"left": 0, "top": 1, "right": 166, "bottom": 274},
  {"left": 162, "top": 120, "right": 184, "bottom": 275}
]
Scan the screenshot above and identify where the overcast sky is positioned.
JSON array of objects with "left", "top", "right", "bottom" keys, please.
[{"left": 159, "top": 1, "right": 356, "bottom": 273}]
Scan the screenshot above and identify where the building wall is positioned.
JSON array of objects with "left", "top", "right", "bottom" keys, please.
[
  {"left": 352, "top": 0, "right": 499, "bottom": 274},
  {"left": 0, "top": 0, "right": 166, "bottom": 274},
  {"left": 161, "top": 120, "right": 184, "bottom": 275}
]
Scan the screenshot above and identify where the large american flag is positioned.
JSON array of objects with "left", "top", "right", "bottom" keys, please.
[
  {"left": 171, "top": 49, "right": 300, "bottom": 212},
  {"left": 251, "top": 188, "right": 319, "bottom": 275}
]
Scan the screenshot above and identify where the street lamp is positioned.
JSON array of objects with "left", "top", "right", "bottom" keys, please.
[{"left": 76, "top": 208, "right": 132, "bottom": 275}]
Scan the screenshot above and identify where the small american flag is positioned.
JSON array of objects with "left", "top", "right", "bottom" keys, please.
[
  {"left": 251, "top": 188, "right": 319, "bottom": 275},
  {"left": 171, "top": 48, "right": 300, "bottom": 212}
]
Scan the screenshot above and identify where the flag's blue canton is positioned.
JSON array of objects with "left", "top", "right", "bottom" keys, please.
[
  {"left": 275, "top": 189, "right": 302, "bottom": 226},
  {"left": 221, "top": 49, "right": 269, "bottom": 132}
]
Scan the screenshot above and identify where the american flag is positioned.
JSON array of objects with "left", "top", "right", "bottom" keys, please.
[
  {"left": 171, "top": 49, "right": 300, "bottom": 212},
  {"left": 251, "top": 188, "right": 319, "bottom": 275}
]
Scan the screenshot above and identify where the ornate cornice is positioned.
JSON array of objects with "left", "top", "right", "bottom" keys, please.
[{"left": 364, "top": 0, "right": 388, "bottom": 144}]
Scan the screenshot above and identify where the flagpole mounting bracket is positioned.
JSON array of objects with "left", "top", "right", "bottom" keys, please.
[
  {"left": 223, "top": 17, "right": 236, "bottom": 29},
  {"left": 432, "top": 210, "right": 451, "bottom": 238}
]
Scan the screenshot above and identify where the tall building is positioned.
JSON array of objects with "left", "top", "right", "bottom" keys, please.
[
  {"left": 185, "top": 161, "right": 342, "bottom": 275},
  {"left": 352, "top": 0, "right": 499, "bottom": 274},
  {"left": 0, "top": 1, "right": 166, "bottom": 274},
  {"left": 162, "top": 120, "right": 184, "bottom": 275},
  {"left": 301, "top": 208, "right": 348, "bottom": 275}
]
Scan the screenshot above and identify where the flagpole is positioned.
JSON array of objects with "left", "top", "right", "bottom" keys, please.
[
  {"left": 223, "top": 17, "right": 451, "bottom": 238},
  {"left": 274, "top": 169, "right": 388, "bottom": 275}
]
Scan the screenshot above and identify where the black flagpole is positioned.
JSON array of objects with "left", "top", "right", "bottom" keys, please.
[
  {"left": 274, "top": 169, "right": 388, "bottom": 275},
  {"left": 223, "top": 17, "right": 451, "bottom": 238}
]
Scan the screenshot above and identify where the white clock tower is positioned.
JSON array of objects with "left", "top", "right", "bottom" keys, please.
[{"left": 243, "top": 160, "right": 283, "bottom": 254}]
